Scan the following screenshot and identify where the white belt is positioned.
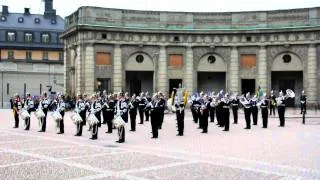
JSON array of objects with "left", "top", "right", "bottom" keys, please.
[
  {"left": 232, "top": 104, "right": 238, "bottom": 106},
  {"left": 261, "top": 106, "right": 267, "bottom": 108},
  {"left": 223, "top": 106, "right": 229, "bottom": 108},
  {"left": 279, "top": 104, "right": 285, "bottom": 106}
]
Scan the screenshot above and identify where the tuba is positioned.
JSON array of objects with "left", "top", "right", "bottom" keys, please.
[
  {"left": 285, "top": 89, "right": 295, "bottom": 99},
  {"left": 239, "top": 95, "right": 250, "bottom": 106}
]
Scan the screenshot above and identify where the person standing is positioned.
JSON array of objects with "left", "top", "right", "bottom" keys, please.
[
  {"left": 209, "top": 95, "right": 216, "bottom": 123},
  {"left": 105, "top": 94, "right": 115, "bottom": 133},
  {"left": 115, "top": 92, "right": 128, "bottom": 143},
  {"left": 158, "top": 92, "right": 166, "bottom": 129},
  {"left": 269, "top": 90, "right": 276, "bottom": 116},
  {"left": 12, "top": 93, "right": 23, "bottom": 128},
  {"left": 38, "top": 92, "right": 50, "bottom": 132},
  {"left": 75, "top": 94, "right": 86, "bottom": 136},
  {"left": 148, "top": 94, "right": 160, "bottom": 138},
  {"left": 90, "top": 94, "right": 102, "bottom": 140},
  {"left": 190, "top": 96, "right": 201, "bottom": 124},
  {"left": 138, "top": 92, "right": 146, "bottom": 124},
  {"left": 243, "top": 92, "right": 252, "bottom": 129},
  {"left": 231, "top": 94, "right": 239, "bottom": 124},
  {"left": 277, "top": 91, "right": 286, "bottom": 127},
  {"left": 300, "top": 90, "right": 307, "bottom": 114},
  {"left": 145, "top": 92, "right": 151, "bottom": 122},
  {"left": 175, "top": 100, "right": 185, "bottom": 136},
  {"left": 24, "top": 93, "right": 34, "bottom": 130},
  {"left": 221, "top": 94, "right": 231, "bottom": 131},
  {"left": 129, "top": 94, "right": 138, "bottom": 131},
  {"left": 101, "top": 90, "right": 108, "bottom": 124},
  {"left": 57, "top": 95, "right": 66, "bottom": 134},
  {"left": 260, "top": 94, "right": 269, "bottom": 128},
  {"left": 251, "top": 95, "right": 259, "bottom": 125},
  {"left": 200, "top": 95, "right": 210, "bottom": 133}
]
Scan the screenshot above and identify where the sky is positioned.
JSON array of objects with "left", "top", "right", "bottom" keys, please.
[{"left": 1, "top": 0, "right": 320, "bottom": 18}]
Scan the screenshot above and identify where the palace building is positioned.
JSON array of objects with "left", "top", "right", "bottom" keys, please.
[
  {"left": 62, "top": 7, "right": 320, "bottom": 106},
  {"left": 0, "top": 0, "right": 64, "bottom": 108}
]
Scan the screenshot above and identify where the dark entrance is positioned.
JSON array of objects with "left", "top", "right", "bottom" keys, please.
[
  {"left": 96, "top": 78, "right": 111, "bottom": 93},
  {"left": 197, "top": 72, "right": 226, "bottom": 93},
  {"left": 241, "top": 79, "right": 255, "bottom": 95},
  {"left": 126, "top": 71, "right": 153, "bottom": 96},
  {"left": 169, "top": 79, "right": 182, "bottom": 97}
]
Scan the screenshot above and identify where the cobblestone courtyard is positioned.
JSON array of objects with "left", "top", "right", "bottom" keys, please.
[{"left": 0, "top": 109, "right": 319, "bottom": 179}]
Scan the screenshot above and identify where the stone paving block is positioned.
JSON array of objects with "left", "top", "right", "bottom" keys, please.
[
  {"left": 0, "top": 139, "right": 70, "bottom": 150},
  {"left": 24, "top": 146, "right": 124, "bottom": 159},
  {"left": 0, "top": 161, "right": 98, "bottom": 180},
  {"left": 130, "top": 162, "right": 284, "bottom": 180},
  {"left": 68, "top": 152, "right": 182, "bottom": 171},
  {"left": 0, "top": 152, "right": 41, "bottom": 165}
]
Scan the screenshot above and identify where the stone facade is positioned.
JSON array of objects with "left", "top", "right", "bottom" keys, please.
[{"left": 62, "top": 7, "right": 320, "bottom": 105}]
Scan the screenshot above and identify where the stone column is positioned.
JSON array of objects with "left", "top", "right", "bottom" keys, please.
[
  {"left": 184, "top": 46, "right": 194, "bottom": 93},
  {"left": 229, "top": 47, "right": 239, "bottom": 94},
  {"left": 84, "top": 45, "right": 95, "bottom": 95},
  {"left": 157, "top": 46, "right": 168, "bottom": 95},
  {"left": 75, "top": 45, "right": 81, "bottom": 95},
  {"left": 113, "top": 44, "right": 122, "bottom": 92},
  {"left": 258, "top": 46, "right": 268, "bottom": 93},
  {"left": 63, "top": 44, "right": 68, "bottom": 95},
  {"left": 307, "top": 44, "right": 317, "bottom": 103}
]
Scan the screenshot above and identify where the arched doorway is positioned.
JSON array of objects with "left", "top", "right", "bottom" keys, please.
[
  {"left": 125, "top": 52, "right": 154, "bottom": 95},
  {"left": 197, "top": 53, "right": 226, "bottom": 93},
  {"left": 271, "top": 52, "right": 303, "bottom": 107}
]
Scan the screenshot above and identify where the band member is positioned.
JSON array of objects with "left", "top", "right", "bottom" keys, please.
[
  {"left": 158, "top": 91, "right": 166, "bottom": 129},
  {"left": 24, "top": 92, "right": 34, "bottom": 130},
  {"left": 175, "top": 100, "right": 185, "bottom": 136},
  {"left": 200, "top": 95, "right": 210, "bottom": 133},
  {"left": 129, "top": 94, "right": 138, "bottom": 131},
  {"left": 269, "top": 90, "right": 276, "bottom": 116},
  {"left": 105, "top": 94, "right": 115, "bottom": 133},
  {"left": 147, "top": 93, "right": 160, "bottom": 138},
  {"left": 101, "top": 90, "right": 108, "bottom": 124},
  {"left": 145, "top": 92, "right": 151, "bottom": 122},
  {"left": 260, "top": 94, "right": 269, "bottom": 128},
  {"left": 115, "top": 92, "right": 128, "bottom": 143},
  {"left": 300, "top": 90, "right": 307, "bottom": 114},
  {"left": 138, "top": 92, "right": 146, "bottom": 124},
  {"left": 38, "top": 92, "right": 50, "bottom": 132},
  {"left": 83, "top": 93, "right": 90, "bottom": 127},
  {"left": 90, "top": 94, "right": 102, "bottom": 140},
  {"left": 231, "top": 93, "right": 239, "bottom": 124},
  {"left": 57, "top": 95, "right": 65, "bottom": 134},
  {"left": 75, "top": 94, "right": 85, "bottom": 136},
  {"left": 221, "top": 93, "right": 231, "bottom": 131},
  {"left": 209, "top": 92, "right": 215, "bottom": 123},
  {"left": 198, "top": 92, "right": 205, "bottom": 129},
  {"left": 190, "top": 96, "right": 201, "bottom": 123},
  {"left": 243, "top": 92, "right": 252, "bottom": 129},
  {"left": 12, "top": 93, "right": 23, "bottom": 128},
  {"left": 251, "top": 95, "right": 258, "bottom": 125},
  {"left": 277, "top": 91, "right": 286, "bottom": 127}
]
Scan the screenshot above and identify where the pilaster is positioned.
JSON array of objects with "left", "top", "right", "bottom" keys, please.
[
  {"left": 229, "top": 46, "right": 239, "bottom": 94},
  {"left": 113, "top": 44, "right": 122, "bottom": 92}
]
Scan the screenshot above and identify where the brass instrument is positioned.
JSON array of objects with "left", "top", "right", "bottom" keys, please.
[{"left": 276, "top": 89, "right": 295, "bottom": 106}]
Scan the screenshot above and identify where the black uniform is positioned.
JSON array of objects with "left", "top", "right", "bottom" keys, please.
[
  {"left": 115, "top": 98, "right": 128, "bottom": 143},
  {"left": 221, "top": 100, "right": 231, "bottom": 131},
  {"left": 24, "top": 97, "right": 34, "bottom": 130},
  {"left": 12, "top": 98, "right": 23, "bottom": 128},
  {"left": 158, "top": 97, "right": 165, "bottom": 129},
  {"left": 91, "top": 100, "right": 102, "bottom": 140},
  {"left": 175, "top": 102, "right": 185, "bottom": 136},
  {"left": 191, "top": 99, "right": 201, "bottom": 123},
  {"left": 149, "top": 99, "right": 160, "bottom": 138},
  {"left": 105, "top": 99, "right": 115, "bottom": 133},
  {"left": 260, "top": 99, "right": 269, "bottom": 128},
  {"left": 145, "top": 96, "right": 152, "bottom": 121},
  {"left": 300, "top": 94, "right": 307, "bottom": 114},
  {"left": 57, "top": 99, "right": 65, "bottom": 133},
  {"left": 231, "top": 98, "right": 239, "bottom": 124},
  {"left": 39, "top": 98, "right": 50, "bottom": 132},
  {"left": 251, "top": 99, "right": 258, "bottom": 125},
  {"left": 277, "top": 97, "right": 286, "bottom": 127},
  {"left": 269, "top": 94, "right": 276, "bottom": 115},
  {"left": 75, "top": 99, "right": 86, "bottom": 136},
  {"left": 243, "top": 99, "right": 252, "bottom": 129},
  {"left": 138, "top": 97, "right": 146, "bottom": 124},
  {"left": 200, "top": 101, "right": 210, "bottom": 133},
  {"left": 209, "top": 97, "right": 215, "bottom": 123},
  {"left": 129, "top": 98, "right": 138, "bottom": 131},
  {"left": 216, "top": 101, "right": 223, "bottom": 127},
  {"left": 102, "top": 96, "right": 108, "bottom": 124}
]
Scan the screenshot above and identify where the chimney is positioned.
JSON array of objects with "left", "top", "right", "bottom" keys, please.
[
  {"left": 2, "top": 5, "right": 9, "bottom": 16},
  {"left": 44, "top": 0, "right": 56, "bottom": 19},
  {"left": 24, "top": 8, "right": 30, "bottom": 15}
]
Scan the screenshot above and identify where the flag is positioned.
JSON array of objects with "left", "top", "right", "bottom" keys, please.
[{"left": 257, "top": 85, "right": 263, "bottom": 98}]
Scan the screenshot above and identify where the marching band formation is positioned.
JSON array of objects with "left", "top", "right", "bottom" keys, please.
[{"left": 10, "top": 86, "right": 304, "bottom": 143}]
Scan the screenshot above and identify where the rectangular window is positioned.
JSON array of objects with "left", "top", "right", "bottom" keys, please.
[
  {"left": 41, "top": 33, "right": 50, "bottom": 43},
  {"left": 40, "top": 84, "right": 42, "bottom": 95},
  {"left": 241, "top": 54, "right": 256, "bottom": 69},
  {"left": 24, "top": 33, "right": 33, "bottom": 42},
  {"left": 7, "top": 32, "right": 16, "bottom": 42},
  {"left": 43, "top": 51, "right": 48, "bottom": 60},
  {"left": 8, "top": 50, "right": 14, "bottom": 59},
  {"left": 26, "top": 51, "right": 32, "bottom": 60},
  {"left": 96, "top": 52, "right": 112, "bottom": 65},
  {"left": 168, "top": 54, "right": 183, "bottom": 68},
  {"left": 7, "top": 83, "right": 9, "bottom": 95}
]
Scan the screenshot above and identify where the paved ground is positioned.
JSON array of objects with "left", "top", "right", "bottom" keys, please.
[{"left": 0, "top": 108, "right": 319, "bottom": 180}]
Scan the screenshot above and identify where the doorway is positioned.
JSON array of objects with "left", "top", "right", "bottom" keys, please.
[
  {"left": 169, "top": 79, "right": 182, "bottom": 97},
  {"left": 126, "top": 71, "right": 153, "bottom": 96},
  {"left": 197, "top": 72, "right": 226, "bottom": 93},
  {"left": 241, "top": 79, "right": 255, "bottom": 95}
]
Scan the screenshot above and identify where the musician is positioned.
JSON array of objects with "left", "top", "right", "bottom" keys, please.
[
  {"left": 147, "top": 93, "right": 160, "bottom": 138},
  {"left": 12, "top": 93, "right": 23, "bottom": 128},
  {"left": 83, "top": 93, "right": 90, "bottom": 127},
  {"left": 209, "top": 92, "right": 216, "bottom": 123},
  {"left": 138, "top": 92, "right": 146, "bottom": 124},
  {"left": 38, "top": 92, "right": 50, "bottom": 132},
  {"left": 175, "top": 100, "right": 185, "bottom": 136},
  {"left": 105, "top": 94, "right": 115, "bottom": 133},
  {"left": 101, "top": 90, "right": 108, "bottom": 124},
  {"left": 198, "top": 92, "right": 205, "bottom": 129},
  {"left": 200, "top": 95, "right": 210, "bottom": 133},
  {"left": 75, "top": 94, "right": 86, "bottom": 136},
  {"left": 216, "top": 93, "right": 224, "bottom": 127},
  {"left": 300, "top": 90, "right": 307, "bottom": 114},
  {"left": 221, "top": 93, "right": 231, "bottom": 131},
  {"left": 231, "top": 93, "right": 239, "bottom": 124},
  {"left": 251, "top": 95, "right": 259, "bottom": 125},
  {"left": 145, "top": 92, "right": 151, "bottom": 122},
  {"left": 88, "top": 94, "right": 102, "bottom": 140},
  {"left": 243, "top": 92, "right": 252, "bottom": 129},
  {"left": 129, "top": 94, "right": 139, "bottom": 131},
  {"left": 259, "top": 94, "right": 269, "bottom": 128},
  {"left": 115, "top": 92, "right": 128, "bottom": 143},
  {"left": 24, "top": 92, "right": 34, "bottom": 130},
  {"left": 190, "top": 96, "right": 201, "bottom": 123},
  {"left": 269, "top": 90, "right": 276, "bottom": 116},
  {"left": 158, "top": 91, "right": 166, "bottom": 129},
  {"left": 277, "top": 91, "right": 286, "bottom": 127},
  {"left": 56, "top": 94, "right": 66, "bottom": 134}
]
